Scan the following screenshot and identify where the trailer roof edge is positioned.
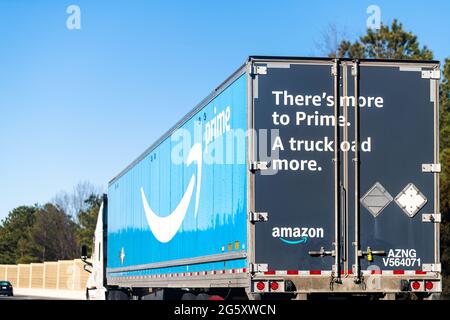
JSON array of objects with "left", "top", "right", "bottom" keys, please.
[{"left": 248, "top": 55, "right": 439, "bottom": 65}]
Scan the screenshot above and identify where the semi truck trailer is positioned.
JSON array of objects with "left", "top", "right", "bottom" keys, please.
[{"left": 82, "top": 56, "right": 442, "bottom": 300}]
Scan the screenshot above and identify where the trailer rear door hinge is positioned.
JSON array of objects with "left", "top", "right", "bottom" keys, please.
[
  {"left": 251, "top": 65, "right": 267, "bottom": 76},
  {"left": 249, "top": 263, "right": 268, "bottom": 273},
  {"left": 250, "top": 161, "right": 269, "bottom": 172},
  {"left": 423, "top": 264, "right": 441, "bottom": 272},
  {"left": 422, "top": 70, "right": 441, "bottom": 80},
  {"left": 331, "top": 64, "right": 338, "bottom": 76},
  {"left": 422, "top": 213, "right": 441, "bottom": 223},
  {"left": 351, "top": 64, "right": 359, "bottom": 77},
  {"left": 422, "top": 163, "right": 441, "bottom": 173},
  {"left": 250, "top": 211, "right": 268, "bottom": 223}
]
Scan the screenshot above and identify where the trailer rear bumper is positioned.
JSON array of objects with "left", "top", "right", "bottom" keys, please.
[
  {"left": 251, "top": 273, "right": 442, "bottom": 294},
  {"left": 108, "top": 270, "right": 441, "bottom": 295}
]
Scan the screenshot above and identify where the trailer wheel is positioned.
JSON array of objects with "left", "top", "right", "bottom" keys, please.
[
  {"left": 108, "top": 290, "right": 129, "bottom": 300},
  {"left": 141, "top": 289, "right": 164, "bottom": 300},
  {"left": 181, "top": 292, "right": 197, "bottom": 300},
  {"left": 196, "top": 293, "right": 211, "bottom": 300}
]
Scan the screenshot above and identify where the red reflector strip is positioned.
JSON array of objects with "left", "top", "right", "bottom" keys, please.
[
  {"left": 131, "top": 269, "right": 343, "bottom": 278},
  {"left": 371, "top": 270, "right": 382, "bottom": 275},
  {"left": 416, "top": 270, "right": 427, "bottom": 275},
  {"left": 339, "top": 270, "right": 353, "bottom": 275},
  {"left": 264, "top": 270, "right": 276, "bottom": 275},
  {"left": 393, "top": 270, "right": 405, "bottom": 275}
]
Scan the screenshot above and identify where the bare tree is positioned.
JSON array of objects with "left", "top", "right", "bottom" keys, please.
[
  {"left": 52, "top": 192, "right": 71, "bottom": 215},
  {"left": 52, "top": 181, "right": 103, "bottom": 217},
  {"left": 314, "top": 22, "right": 350, "bottom": 58},
  {"left": 72, "top": 181, "right": 102, "bottom": 215}
]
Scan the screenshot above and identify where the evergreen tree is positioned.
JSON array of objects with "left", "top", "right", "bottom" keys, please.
[{"left": 334, "top": 19, "right": 433, "bottom": 60}]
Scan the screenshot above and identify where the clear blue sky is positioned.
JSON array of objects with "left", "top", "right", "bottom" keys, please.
[{"left": 0, "top": 0, "right": 449, "bottom": 219}]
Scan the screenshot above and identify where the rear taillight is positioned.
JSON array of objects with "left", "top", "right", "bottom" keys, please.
[
  {"left": 270, "top": 281, "right": 279, "bottom": 291},
  {"left": 411, "top": 281, "right": 421, "bottom": 291},
  {"left": 425, "top": 281, "right": 434, "bottom": 291},
  {"left": 256, "top": 281, "right": 265, "bottom": 291},
  {"left": 253, "top": 279, "right": 284, "bottom": 293}
]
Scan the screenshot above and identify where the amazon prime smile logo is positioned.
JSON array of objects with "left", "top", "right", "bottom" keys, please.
[
  {"left": 272, "top": 226, "right": 324, "bottom": 245},
  {"left": 141, "top": 142, "right": 202, "bottom": 243}
]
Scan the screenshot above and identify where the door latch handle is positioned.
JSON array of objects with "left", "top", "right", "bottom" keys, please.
[
  {"left": 309, "top": 247, "right": 335, "bottom": 257},
  {"left": 358, "top": 247, "right": 385, "bottom": 262}
]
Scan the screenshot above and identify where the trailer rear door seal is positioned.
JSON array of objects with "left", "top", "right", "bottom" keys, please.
[{"left": 266, "top": 62, "right": 291, "bottom": 69}]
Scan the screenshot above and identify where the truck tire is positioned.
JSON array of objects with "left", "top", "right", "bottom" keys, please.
[
  {"left": 108, "top": 290, "right": 129, "bottom": 300},
  {"left": 181, "top": 292, "right": 197, "bottom": 300},
  {"left": 196, "top": 293, "right": 211, "bottom": 300},
  {"left": 141, "top": 290, "right": 164, "bottom": 300}
]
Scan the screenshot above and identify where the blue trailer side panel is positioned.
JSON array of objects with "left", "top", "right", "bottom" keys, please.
[{"left": 107, "top": 73, "right": 248, "bottom": 278}]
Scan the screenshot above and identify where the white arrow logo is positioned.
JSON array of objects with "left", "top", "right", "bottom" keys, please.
[{"left": 141, "top": 143, "right": 202, "bottom": 243}]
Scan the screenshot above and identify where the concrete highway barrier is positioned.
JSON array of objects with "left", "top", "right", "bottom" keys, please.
[{"left": 0, "top": 259, "right": 89, "bottom": 300}]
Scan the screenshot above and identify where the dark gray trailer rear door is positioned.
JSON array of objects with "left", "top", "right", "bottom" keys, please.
[
  {"left": 250, "top": 59, "right": 440, "bottom": 276},
  {"left": 347, "top": 62, "right": 440, "bottom": 273},
  {"left": 252, "top": 61, "right": 337, "bottom": 272}
]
